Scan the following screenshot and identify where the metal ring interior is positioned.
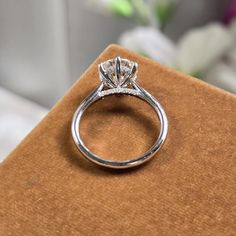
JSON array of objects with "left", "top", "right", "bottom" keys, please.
[{"left": 71, "top": 82, "right": 168, "bottom": 169}]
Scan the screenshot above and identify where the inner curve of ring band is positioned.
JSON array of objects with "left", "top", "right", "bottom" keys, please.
[
  {"left": 71, "top": 85, "right": 168, "bottom": 168},
  {"left": 79, "top": 94, "right": 160, "bottom": 161}
]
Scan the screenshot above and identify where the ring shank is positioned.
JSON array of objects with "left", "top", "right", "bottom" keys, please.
[{"left": 71, "top": 82, "right": 168, "bottom": 169}]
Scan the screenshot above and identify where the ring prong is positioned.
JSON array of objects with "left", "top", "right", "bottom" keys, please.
[
  {"left": 99, "top": 64, "right": 115, "bottom": 87},
  {"left": 120, "top": 62, "right": 138, "bottom": 87},
  {"left": 115, "top": 56, "right": 121, "bottom": 81},
  {"left": 131, "top": 62, "right": 138, "bottom": 76}
]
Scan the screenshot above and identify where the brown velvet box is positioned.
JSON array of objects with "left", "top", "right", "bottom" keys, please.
[{"left": 0, "top": 45, "right": 236, "bottom": 236}]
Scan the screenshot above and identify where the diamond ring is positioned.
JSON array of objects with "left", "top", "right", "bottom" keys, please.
[{"left": 71, "top": 57, "right": 168, "bottom": 169}]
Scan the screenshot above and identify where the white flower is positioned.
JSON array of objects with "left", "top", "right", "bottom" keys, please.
[
  {"left": 204, "top": 21, "right": 236, "bottom": 93},
  {"left": 204, "top": 20, "right": 236, "bottom": 94},
  {"left": 228, "top": 20, "right": 236, "bottom": 64},
  {"left": 176, "top": 23, "right": 233, "bottom": 75},
  {"left": 119, "top": 27, "right": 176, "bottom": 66},
  {"left": 119, "top": 23, "right": 236, "bottom": 93}
]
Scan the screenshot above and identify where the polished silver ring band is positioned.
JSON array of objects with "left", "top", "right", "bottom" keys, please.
[{"left": 71, "top": 57, "right": 168, "bottom": 169}]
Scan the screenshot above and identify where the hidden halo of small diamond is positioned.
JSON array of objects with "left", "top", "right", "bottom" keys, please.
[{"left": 98, "top": 56, "right": 138, "bottom": 88}]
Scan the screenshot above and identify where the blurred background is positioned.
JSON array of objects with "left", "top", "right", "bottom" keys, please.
[{"left": 0, "top": 0, "right": 235, "bottom": 160}]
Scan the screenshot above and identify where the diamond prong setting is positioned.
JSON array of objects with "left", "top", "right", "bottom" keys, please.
[{"left": 98, "top": 57, "right": 138, "bottom": 88}]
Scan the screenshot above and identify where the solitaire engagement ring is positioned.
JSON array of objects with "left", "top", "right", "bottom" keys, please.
[{"left": 71, "top": 57, "right": 168, "bottom": 169}]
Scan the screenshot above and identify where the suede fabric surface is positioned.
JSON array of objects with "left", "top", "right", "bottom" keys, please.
[{"left": 0, "top": 45, "right": 236, "bottom": 236}]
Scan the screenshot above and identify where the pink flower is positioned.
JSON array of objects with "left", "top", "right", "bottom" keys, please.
[{"left": 223, "top": 0, "right": 236, "bottom": 25}]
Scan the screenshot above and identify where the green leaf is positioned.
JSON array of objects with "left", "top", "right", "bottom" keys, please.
[
  {"left": 155, "top": 2, "right": 175, "bottom": 27},
  {"left": 109, "top": 0, "right": 134, "bottom": 17},
  {"left": 130, "top": 0, "right": 150, "bottom": 25},
  {"left": 175, "top": 66, "right": 202, "bottom": 79},
  {"left": 137, "top": 50, "right": 150, "bottom": 58},
  {"left": 191, "top": 71, "right": 202, "bottom": 79}
]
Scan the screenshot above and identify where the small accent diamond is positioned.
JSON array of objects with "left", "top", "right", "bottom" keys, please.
[{"left": 98, "top": 88, "right": 139, "bottom": 97}]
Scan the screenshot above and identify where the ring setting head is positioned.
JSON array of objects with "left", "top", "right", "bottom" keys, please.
[{"left": 98, "top": 56, "right": 138, "bottom": 88}]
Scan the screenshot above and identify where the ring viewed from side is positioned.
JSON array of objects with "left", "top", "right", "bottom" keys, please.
[{"left": 71, "top": 56, "right": 168, "bottom": 169}]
